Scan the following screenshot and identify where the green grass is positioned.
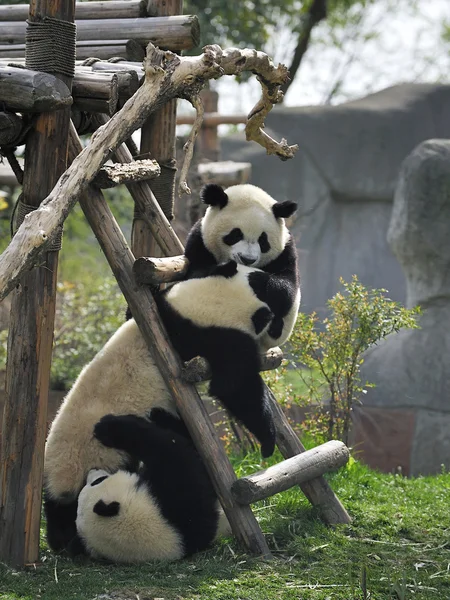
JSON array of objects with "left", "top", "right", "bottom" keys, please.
[{"left": 1, "top": 455, "right": 449, "bottom": 600}]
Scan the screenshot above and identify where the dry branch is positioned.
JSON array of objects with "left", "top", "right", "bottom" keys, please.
[
  {"left": 178, "top": 94, "right": 204, "bottom": 195},
  {"left": 93, "top": 159, "right": 160, "bottom": 188},
  {"left": 0, "top": 43, "right": 298, "bottom": 302}
]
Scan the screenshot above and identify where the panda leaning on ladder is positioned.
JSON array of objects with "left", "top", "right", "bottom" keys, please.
[
  {"left": 153, "top": 183, "right": 300, "bottom": 456},
  {"left": 43, "top": 182, "right": 300, "bottom": 554}
]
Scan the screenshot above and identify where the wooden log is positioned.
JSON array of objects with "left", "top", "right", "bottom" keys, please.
[
  {"left": 0, "top": 66, "right": 72, "bottom": 112},
  {"left": 134, "top": 0, "right": 182, "bottom": 259},
  {"left": 95, "top": 113, "right": 185, "bottom": 257},
  {"left": 77, "top": 60, "right": 145, "bottom": 78},
  {"left": 67, "top": 125, "right": 272, "bottom": 560},
  {"left": 182, "top": 347, "right": 284, "bottom": 383},
  {"left": 266, "top": 386, "right": 351, "bottom": 525},
  {"left": 93, "top": 159, "right": 160, "bottom": 188},
  {"left": 72, "top": 71, "right": 118, "bottom": 115},
  {"left": 117, "top": 70, "right": 140, "bottom": 103},
  {"left": 177, "top": 113, "right": 248, "bottom": 126},
  {"left": 0, "top": 157, "right": 23, "bottom": 185},
  {"left": 231, "top": 441, "right": 350, "bottom": 504},
  {"left": 198, "top": 89, "right": 219, "bottom": 161},
  {"left": 133, "top": 254, "right": 188, "bottom": 284},
  {"left": 0, "top": 16, "right": 200, "bottom": 52},
  {"left": 0, "top": 0, "right": 75, "bottom": 569},
  {"left": 0, "top": 111, "right": 24, "bottom": 145},
  {"left": 198, "top": 161, "right": 252, "bottom": 187},
  {"left": 0, "top": 1, "right": 148, "bottom": 21}
]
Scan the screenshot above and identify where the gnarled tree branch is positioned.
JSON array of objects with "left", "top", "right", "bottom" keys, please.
[{"left": 0, "top": 43, "right": 298, "bottom": 302}]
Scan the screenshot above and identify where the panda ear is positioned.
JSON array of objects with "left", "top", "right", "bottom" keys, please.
[
  {"left": 93, "top": 500, "right": 120, "bottom": 517},
  {"left": 201, "top": 184, "right": 228, "bottom": 209},
  {"left": 272, "top": 201, "right": 297, "bottom": 220}
]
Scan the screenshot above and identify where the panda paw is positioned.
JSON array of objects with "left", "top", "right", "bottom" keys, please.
[
  {"left": 94, "top": 414, "right": 130, "bottom": 449},
  {"left": 211, "top": 260, "right": 238, "bottom": 278},
  {"left": 248, "top": 270, "right": 270, "bottom": 301}
]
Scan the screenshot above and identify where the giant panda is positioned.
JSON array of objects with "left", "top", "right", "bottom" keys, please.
[
  {"left": 44, "top": 182, "right": 299, "bottom": 553},
  {"left": 151, "top": 183, "right": 300, "bottom": 460},
  {"left": 183, "top": 183, "right": 300, "bottom": 350},
  {"left": 74, "top": 411, "right": 230, "bottom": 563},
  {"left": 43, "top": 317, "right": 178, "bottom": 552}
]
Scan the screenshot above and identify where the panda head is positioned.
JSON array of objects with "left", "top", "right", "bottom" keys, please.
[
  {"left": 200, "top": 184, "right": 297, "bottom": 268},
  {"left": 76, "top": 469, "right": 184, "bottom": 562}
]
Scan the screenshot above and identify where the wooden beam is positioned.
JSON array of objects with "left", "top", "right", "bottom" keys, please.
[
  {"left": 134, "top": 0, "right": 182, "bottom": 259},
  {"left": 0, "top": 66, "right": 71, "bottom": 112},
  {"left": 0, "top": 0, "right": 76, "bottom": 568},
  {"left": 93, "top": 159, "right": 160, "bottom": 189},
  {"left": 68, "top": 125, "right": 272, "bottom": 560},
  {"left": 231, "top": 441, "right": 350, "bottom": 504},
  {"left": 0, "top": 2, "right": 148, "bottom": 21},
  {"left": 0, "top": 16, "right": 200, "bottom": 52},
  {"left": 72, "top": 71, "right": 119, "bottom": 115},
  {"left": 133, "top": 254, "right": 188, "bottom": 285},
  {"left": 0, "top": 111, "right": 24, "bottom": 146},
  {"left": 177, "top": 113, "right": 247, "bottom": 126}
]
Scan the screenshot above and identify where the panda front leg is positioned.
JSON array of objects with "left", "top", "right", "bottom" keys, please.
[{"left": 93, "top": 414, "right": 189, "bottom": 463}]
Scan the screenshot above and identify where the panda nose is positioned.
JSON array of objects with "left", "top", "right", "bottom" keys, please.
[{"left": 239, "top": 255, "right": 255, "bottom": 266}]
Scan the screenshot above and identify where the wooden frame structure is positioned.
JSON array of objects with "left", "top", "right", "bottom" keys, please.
[{"left": 0, "top": 0, "right": 350, "bottom": 569}]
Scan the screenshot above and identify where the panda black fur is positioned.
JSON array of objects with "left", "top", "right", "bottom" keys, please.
[{"left": 74, "top": 411, "right": 230, "bottom": 563}]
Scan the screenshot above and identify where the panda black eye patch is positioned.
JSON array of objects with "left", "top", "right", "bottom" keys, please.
[
  {"left": 258, "top": 232, "right": 271, "bottom": 253},
  {"left": 223, "top": 228, "right": 243, "bottom": 246},
  {"left": 91, "top": 475, "right": 108, "bottom": 487}
]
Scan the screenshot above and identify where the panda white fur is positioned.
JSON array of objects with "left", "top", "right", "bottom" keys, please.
[
  {"left": 74, "top": 412, "right": 230, "bottom": 563},
  {"left": 44, "top": 182, "right": 299, "bottom": 553}
]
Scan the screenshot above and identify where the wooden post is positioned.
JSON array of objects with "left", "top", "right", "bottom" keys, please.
[
  {"left": 68, "top": 126, "right": 272, "bottom": 559},
  {"left": 0, "top": 0, "right": 75, "bottom": 567},
  {"left": 198, "top": 89, "right": 220, "bottom": 161},
  {"left": 132, "top": 0, "right": 183, "bottom": 259}
]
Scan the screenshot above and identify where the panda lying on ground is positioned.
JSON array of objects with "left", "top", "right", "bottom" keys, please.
[
  {"left": 44, "top": 182, "right": 300, "bottom": 554},
  {"left": 73, "top": 409, "right": 230, "bottom": 563}
]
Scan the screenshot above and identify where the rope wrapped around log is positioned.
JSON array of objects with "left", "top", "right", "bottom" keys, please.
[{"left": 25, "top": 17, "right": 76, "bottom": 78}]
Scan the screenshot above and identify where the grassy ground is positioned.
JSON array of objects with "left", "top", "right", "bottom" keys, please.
[{"left": 1, "top": 453, "right": 449, "bottom": 600}]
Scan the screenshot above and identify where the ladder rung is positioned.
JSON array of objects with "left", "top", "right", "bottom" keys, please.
[{"left": 231, "top": 440, "right": 349, "bottom": 504}]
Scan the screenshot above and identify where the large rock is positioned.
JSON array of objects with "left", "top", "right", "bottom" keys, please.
[
  {"left": 222, "top": 83, "right": 450, "bottom": 316},
  {"left": 356, "top": 139, "right": 450, "bottom": 475}
]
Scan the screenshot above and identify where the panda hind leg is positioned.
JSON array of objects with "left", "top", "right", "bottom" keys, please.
[
  {"left": 205, "top": 330, "right": 276, "bottom": 458},
  {"left": 43, "top": 491, "right": 79, "bottom": 553}
]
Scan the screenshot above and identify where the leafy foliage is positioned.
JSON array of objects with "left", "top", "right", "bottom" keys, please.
[{"left": 288, "top": 276, "right": 420, "bottom": 443}]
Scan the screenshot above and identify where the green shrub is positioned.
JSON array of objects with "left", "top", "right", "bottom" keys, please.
[{"left": 287, "top": 275, "right": 420, "bottom": 444}]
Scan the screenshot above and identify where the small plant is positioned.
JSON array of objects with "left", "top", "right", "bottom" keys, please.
[{"left": 289, "top": 275, "right": 420, "bottom": 444}]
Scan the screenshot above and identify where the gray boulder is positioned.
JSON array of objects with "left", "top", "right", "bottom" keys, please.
[{"left": 357, "top": 139, "right": 450, "bottom": 475}]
